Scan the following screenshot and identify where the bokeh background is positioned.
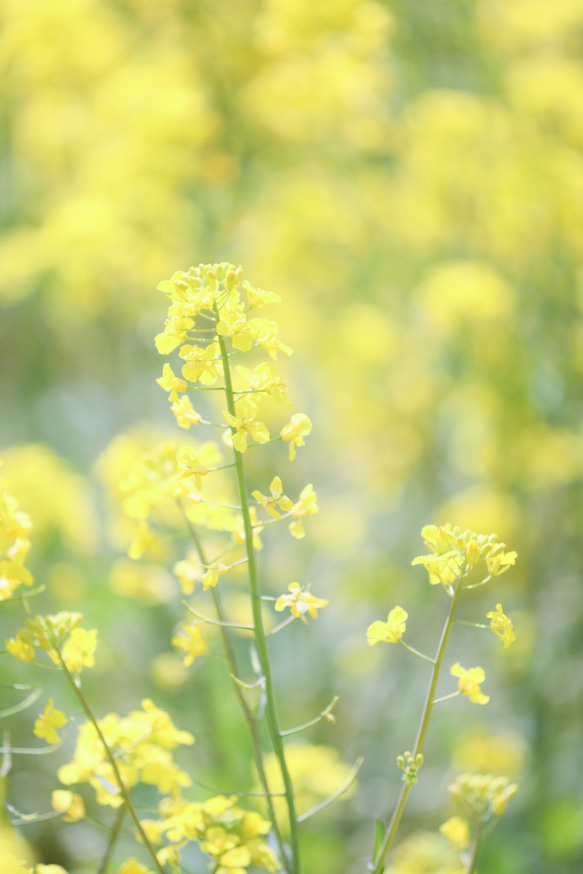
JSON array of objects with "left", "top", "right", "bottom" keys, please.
[{"left": 1, "top": 0, "right": 582, "bottom": 872}]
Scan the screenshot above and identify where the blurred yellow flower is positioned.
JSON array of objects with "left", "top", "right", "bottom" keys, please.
[
  {"left": 34, "top": 700, "right": 67, "bottom": 744},
  {"left": 450, "top": 664, "right": 489, "bottom": 705},
  {"left": 486, "top": 603, "right": 516, "bottom": 648},
  {"left": 367, "top": 606, "right": 408, "bottom": 645}
]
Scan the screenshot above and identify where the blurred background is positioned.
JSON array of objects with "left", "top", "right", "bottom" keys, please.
[{"left": 1, "top": 0, "right": 582, "bottom": 872}]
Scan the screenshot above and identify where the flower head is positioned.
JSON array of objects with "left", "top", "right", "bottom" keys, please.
[
  {"left": 275, "top": 583, "right": 328, "bottom": 622},
  {"left": 450, "top": 663, "right": 489, "bottom": 705},
  {"left": 280, "top": 414, "right": 312, "bottom": 461},
  {"left": 486, "top": 603, "right": 516, "bottom": 648},
  {"left": 34, "top": 700, "right": 67, "bottom": 744},
  {"left": 367, "top": 606, "right": 408, "bottom": 645},
  {"left": 223, "top": 398, "right": 270, "bottom": 453}
]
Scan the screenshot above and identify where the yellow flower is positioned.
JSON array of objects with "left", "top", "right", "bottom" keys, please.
[
  {"left": 367, "top": 606, "right": 408, "bottom": 645},
  {"left": 51, "top": 790, "right": 85, "bottom": 822},
  {"left": 179, "top": 342, "right": 221, "bottom": 384},
  {"left": 252, "top": 476, "right": 293, "bottom": 520},
  {"left": 177, "top": 449, "right": 210, "bottom": 491},
  {"left": 171, "top": 396, "right": 203, "bottom": 430},
  {"left": 173, "top": 554, "right": 200, "bottom": 594},
  {"left": 288, "top": 483, "right": 318, "bottom": 538},
  {"left": 274, "top": 583, "right": 328, "bottom": 621},
  {"left": 61, "top": 627, "right": 98, "bottom": 674},
  {"left": 156, "top": 363, "right": 187, "bottom": 403},
  {"left": 280, "top": 414, "right": 312, "bottom": 461},
  {"left": 236, "top": 362, "right": 290, "bottom": 406},
  {"left": 439, "top": 816, "right": 470, "bottom": 851},
  {"left": 450, "top": 663, "right": 489, "bottom": 705},
  {"left": 243, "top": 280, "right": 281, "bottom": 309},
  {"left": 411, "top": 550, "right": 464, "bottom": 588},
  {"left": 202, "top": 562, "right": 229, "bottom": 590},
  {"left": 486, "top": 549, "right": 518, "bottom": 576},
  {"left": 223, "top": 398, "right": 270, "bottom": 453},
  {"left": 486, "top": 603, "right": 516, "bottom": 648},
  {"left": 117, "top": 860, "right": 155, "bottom": 874},
  {"left": 217, "top": 312, "right": 255, "bottom": 352},
  {"left": 34, "top": 700, "right": 67, "bottom": 744},
  {"left": 172, "top": 621, "right": 208, "bottom": 666},
  {"left": 6, "top": 628, "right": 36, "bottom": 663}
]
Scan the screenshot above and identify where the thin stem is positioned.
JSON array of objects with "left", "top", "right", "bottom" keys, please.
[
  {"left": 297, "top": 758, "right": 363, "bottom": 823},
  {"left": 96, "top": 807, "right": 126, "bottom": 874},
  {"left": 398, "top": 640, "right": 436, "bottom": 664},
  {"left": 55, "top": 652, "right": 167, "bottom": 874},
  {"left": 178, "top": 504, "right": 290, "bottom": 874},
  {"left": 454, "top": 620, "right": 489, "bottom": 629},
  {"left": 217, "top": 323, "right": 300, "bottom": 874},
  {"left": 370, "top": 573, "right": 466, "bottom": 874},
  {"left": 183, "top": 602, "right": 253, "bottom": 631},
  {"left": 433, "top": 691, "right": 461, "bottom": 705},
  {"left": 280, "top": 697, "right": 338, "bottom": 737},
  {"left": 466, "top": 826, "right": 482, "bottom": 874}
]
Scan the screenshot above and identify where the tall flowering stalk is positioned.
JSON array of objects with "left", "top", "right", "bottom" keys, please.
[
  {"left": 367, "top": 525, "right": 518, "bottom": 874},
  {"left": 153, "top": 262, "right": 326, "bottom": 874}
]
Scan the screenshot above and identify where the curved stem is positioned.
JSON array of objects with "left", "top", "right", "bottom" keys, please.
[
  {"left": 55, "top": 653, "right": 166, "bottom": 874},
  {"left": 179, "top": 506, "right": 290, "bottom": 874},
  {"left": 217, "top": 325, "right": 300, "bottom": 874},
  {"left": 466, "top": 826, "right": 482, "bottom": 874},
  {"left": 370, "top": 575, "right": 465, "bottom": 874}
]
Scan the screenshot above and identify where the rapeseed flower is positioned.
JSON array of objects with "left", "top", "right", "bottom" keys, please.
[
  {"left": 280, "top": 414, "right": 312, "bottom": 460},
  {"left": 450, "top": 663, "right": 489, "bottom": 705},
  {"left": 275, "top": 583, "right": 328, "bottom": 621},
  {"left": 486, "top": 603, "right": 516, "bottom": 648},
  {"left": 223, "top": 398, "right": 270, "bottom": 453},
  {"left": 367, "top": 606, "right": 408, "bottom": 645},
  {"left": 34, "top": 700, "right": 67, "bottom": 744}
]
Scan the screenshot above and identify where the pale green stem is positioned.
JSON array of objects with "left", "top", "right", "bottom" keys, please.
[
  {"left": 55, "top": 651, "right": 167, "bottom": 874},
  {"left": 466, "top": 826, "right": 482, "bottom": 874},
  {"left": 370, "top": 574, "right": 465, "bottom": 874},
  {"left": 217, "top": 323, "right": 300, "bottom": 874},
  {"left": 398, "top": 640, "right": 435, "bottom": 664},
  {"left": 179, "top": 507, "right": 290, "bottom": 874},
  {"left": 96, "top": 806, "right": 126, "bottom": 874}
]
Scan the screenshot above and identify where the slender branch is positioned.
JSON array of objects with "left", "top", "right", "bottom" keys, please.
[
  {"left": 54, "top": 651, "right": 167, "bottom": 874},
  {"left": 217, "top": 321, "right": 300, "bottom": 874},
  {"left": 433, "top": 691, "right": 461, "bottom": 705},
  {"left": 466, "top": 825, "right": 482, "bottom": 874},
  {"left": 183, "top": 602, "right": 253, "bottom": 631},
  {"left": 96, "top": 806, "right": 126, "bottom": 874},
  {"left": 454, "top": 620, "right": 488, "bottom": 629},
  {"left": 398, "top": 640, "right": 436, "bottom": 664},
  {"left": 178, "top": 503, "right": 290, "bottom": 874},
  {"left": 370, "top": 571, "right": 466, "bottom": 874},
  {"left": 280, "top": 697, "right": 338, "bottom": 737},
  {"left": 297, "top": 758, "right": 363, "bottom": 823}
]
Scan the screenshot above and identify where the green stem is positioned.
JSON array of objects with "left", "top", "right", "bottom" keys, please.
[
  {"left": 217, "top": 324, "right": 300, "bottom": 874},
  {"left": 55, "top": 652, "right": 167, "bottom": 874},
  {"left": 96, "top": 806, "right": 126, "bottom": 874},
  {"left": 466, "top": 826, "right": 482, "bottom": 874},
  {"left": 180, "top": 507, "right": 291, "bottom": 874},
  {"left": 370, "top": 575, "right": 465, "bottom": 874}
]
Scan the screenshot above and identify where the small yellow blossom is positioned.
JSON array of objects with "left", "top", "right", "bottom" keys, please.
[
  {"left": 439, "top": 816, "right": 470, "bottom": 851},
  {"left": 367, "top": 606, "right": 408, "bottom": 645},
  {"left": 275, "top": 583, "right": 328, "bottom": 621},
  {"left": 51, "top": 790, "right": 85, "bottom": 822},
  {"left": 217, "top": 312, "right": 255, "bottom": 352},
  {"left": 34, "top": 700, "right": 67, "bottom": 744},
  {"left": 173, "top": 554, "right": 200, "bottom": 594},
  {"left": 117, "top": 860, "right": 155, "bottom": 874},
  {"left": 202, "top": 562, "right": 229, "bottom": 590},
  {"left": 486, "top": 603, "right": 516, "bottom": 648},
  {"left": 243, "top": 280, "right": 281, "bottom": 309},
  {"left": 236, "top": 362, "right": 290, "bottom": 406},
  {"left": 450, "top": 663, "right": 489, "bottom": 705},
  {"left": 61, "top": 627, "right": 98, "bottom": 674},
  {"left": 6, "top": 628, "right": 36, "bottom": 662},
  {"left": 486, "top": 549, "right": 518, "bottom": 576},
  {"left": 171, "top": 396, "right": 203, "bottom": 430},
  {"left": 288, "top": 484, "right": 318, "bottom": 538},
  {"left": 252, "top": 476, "right": 293, "bottom": 520},
  {"left": 172, "top": 621, "right": 208, "bottom": 666},
  {"left": 179, "top": 342, "right": 221, "bottom": 384},
  {"left": 177, "top": 449, "right": 210, "bottom": 491},
  {"left": 223, "top": 398, "right": 270, "bottom": 453},
  {"left": 156, "top": 364, "right": 187, "bottom": 403},
  {"left": 411, "top": 550, "right": 464, "bottom": 588},
  {"left": 280, "top": 414, "right": 312, "bottom": 461}
]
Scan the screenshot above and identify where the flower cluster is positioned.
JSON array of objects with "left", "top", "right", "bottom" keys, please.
[
  {"left": 411, "top": 524, "right": 517, "bottom": 591},
  {"left": 441, "top": 773, "right": 519, "bottom": 855},
  {"left": 0, "top": 478, "right": 33, "bottom": 601},
  {"left": 6, "top": 612, "right": 97, "bottom": 675},
  {"left": 58, "top": 699, "right": 194, "bottom": 807},
  {"left": 146, "top": 794, "right": 280, "bottom": 873}
]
